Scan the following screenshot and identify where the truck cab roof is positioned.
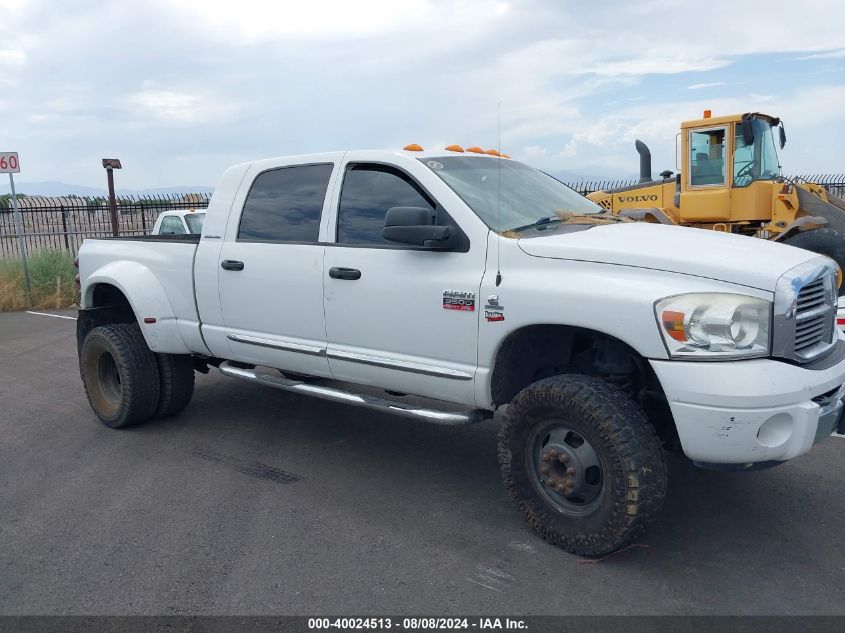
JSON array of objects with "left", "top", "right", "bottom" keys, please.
[{"left": 228, "top": 147, "right": 512, "bottom": 172}]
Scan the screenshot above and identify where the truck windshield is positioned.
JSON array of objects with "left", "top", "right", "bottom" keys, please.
[
  {"left": 420, "top": 156, "right": 601, "bottom": 233},
  {"left": 184, "top": 213, "right": 205, "bottom": 233},
  {"left": 733, "top": 118, "right": 780, "bottom": 187}
]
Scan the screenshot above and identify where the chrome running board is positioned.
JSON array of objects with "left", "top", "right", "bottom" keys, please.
[{"left": 218, "top": 361, "right": 490, "bottom": 426}]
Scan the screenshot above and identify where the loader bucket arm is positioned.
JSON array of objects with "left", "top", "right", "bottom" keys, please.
[{"left": 796, "top": 186, "right": 845, "bottom": 234}]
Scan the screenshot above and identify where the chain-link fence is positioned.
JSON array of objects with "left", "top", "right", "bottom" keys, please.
[{"left": 0, "top": 194, "right": 210, "bottom": 258}]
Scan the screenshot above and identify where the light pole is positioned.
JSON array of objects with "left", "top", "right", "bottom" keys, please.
[{"left": 102, "top": 158, "right": 122, "bottom": 236}]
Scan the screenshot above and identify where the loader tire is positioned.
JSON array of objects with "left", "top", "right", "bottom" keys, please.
[
  {"left": 498, "top": 374, "right": 667, "bottom": 557},
  {"left": 154, "top": 353, "right": 195, "bottom": 419},
  {"left": 80, "top": 323, "right": 160, "bottom": 429},
  {"left": 783, "top": 228, "right": 845, "bottom": 295}
]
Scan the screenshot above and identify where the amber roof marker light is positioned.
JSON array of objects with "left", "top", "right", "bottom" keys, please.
[
  {"left": 403, "top": 143, "right": 424, "bottom": 151},
  {"left": 445, "top": 144, "right": 465, "bottom": 152}
]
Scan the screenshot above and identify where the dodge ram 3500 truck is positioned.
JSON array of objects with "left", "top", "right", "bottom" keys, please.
[{"left": 77, "top": 146, "right": 845, "bottom": 556}]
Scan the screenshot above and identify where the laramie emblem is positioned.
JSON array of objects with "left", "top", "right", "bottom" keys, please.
[{"left": 443, "top": 290, "right": 475, "bottom": 311}]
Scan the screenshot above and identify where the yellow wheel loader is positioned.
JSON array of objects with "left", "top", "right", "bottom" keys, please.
[{"left": 587, "top": 111, "right": 845, "bottom": 291}]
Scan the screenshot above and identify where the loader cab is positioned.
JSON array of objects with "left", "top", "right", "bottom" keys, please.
[
  {"left": 731, "top": 116, "right": 782, "bottom": 187},
  {"left": 679, "top": 112, "right": 783, "bottom": 224}
]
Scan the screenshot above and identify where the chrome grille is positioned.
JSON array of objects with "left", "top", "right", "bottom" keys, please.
[
  {"left": 773, "top": 258, "right": 838, "bottom": 363},
  {"left": 794, "top": 279, "right": 829, "bottom": 354}
]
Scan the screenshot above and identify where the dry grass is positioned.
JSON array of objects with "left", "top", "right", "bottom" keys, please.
[{"left": 0, "top": 250, "right": 78, "bottom": 311}]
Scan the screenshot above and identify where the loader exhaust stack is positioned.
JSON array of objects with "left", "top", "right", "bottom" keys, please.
[{"left": 635, "top": 140, "right": 652, "bottom": 183}]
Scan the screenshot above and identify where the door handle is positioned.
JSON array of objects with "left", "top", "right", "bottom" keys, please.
[
  {"left": 329, "top": 267, "right": 361, "bottom": 280},
  {"left": 221, "top": 260, "right": 244, "bottom": 271}
]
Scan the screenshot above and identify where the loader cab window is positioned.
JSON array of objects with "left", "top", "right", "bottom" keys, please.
[
  {"left": 689, "top": 127, "right": 726, "bottom": 187},
  {"left": 733, "top": 119, "right": 781, "bottom": 187}
]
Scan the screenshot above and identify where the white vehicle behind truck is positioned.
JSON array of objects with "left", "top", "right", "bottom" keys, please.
[
  {"left": 151, "top": 209, "right": 205, "bottom": 235},
  {"left": 76, "top": 145, "right": 845, "bottom": 556}
]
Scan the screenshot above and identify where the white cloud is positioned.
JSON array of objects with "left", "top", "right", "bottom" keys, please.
[
  {"left": 520, "top": 145, "right": 548, "bottom": 159},
  {"left": 123, "top": 90, "right": 237, "bottom": 124},
  {"left": 795, "top": 49, "right": 845, "bottom": 60},
  {"left": 587, "top": 57, "right": 730, "bottom": 77},
  {"left": 0, "top": 0, "right": 28, "bottom": 11},
  {"left": 688, "top": 82, "right": 726, "bottom": 90},
  {"left": 542, "top": 84, "right": 845, "bottom": 175},
  {"left": 165, "top": 0, "right": 509, "bottom": 39},
  {"left": 0, "top": 49, "right": 25, "bottom": 65},
  {"left": 171, "top": 0, "right": 423, "bottom": 38},
  {"left": 558, "top": 141, "right": 577, "bottom": 159},
  {"left": 2, "top": 0, "right": 845, "bottom": 186}
]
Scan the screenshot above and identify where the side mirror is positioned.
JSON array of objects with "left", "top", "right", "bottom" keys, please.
[
  {"left": 741, "top": 116, "right": 754, "bottom": 146},
  {"left": 779, "top": 123, "right": 787, "bottom": 149},
  {"left": 382, "top": 206, "right": 452, "bottom": 249}
]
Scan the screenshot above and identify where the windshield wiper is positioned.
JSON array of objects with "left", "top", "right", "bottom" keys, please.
[{"left": 508, "top": 216, "right": 563, "bottom": 233}]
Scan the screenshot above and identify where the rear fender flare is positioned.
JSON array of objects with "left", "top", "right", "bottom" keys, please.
[{"left": 84, "top": 260, "right": 191, "bottom": 354}]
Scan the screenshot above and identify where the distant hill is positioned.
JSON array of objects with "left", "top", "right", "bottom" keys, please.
[{"left": 0, "top": 181, "right": 213, "bottom": 197}]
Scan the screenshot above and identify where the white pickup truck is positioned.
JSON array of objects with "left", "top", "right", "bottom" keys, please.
[
  {"left": 151, "top": 209, "right": 205, "bottom": 235},
  {"left": 76, "top": 147, "right": 845, "bottom": 556}
]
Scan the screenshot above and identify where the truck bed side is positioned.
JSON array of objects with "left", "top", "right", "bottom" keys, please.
[{"left": 78, "top": 236, "right": 208, "bottom": 355}]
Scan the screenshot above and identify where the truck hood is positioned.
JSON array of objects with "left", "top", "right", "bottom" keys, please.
[{"left": 517, "top": 222, "right": 816, "bottom": 292}]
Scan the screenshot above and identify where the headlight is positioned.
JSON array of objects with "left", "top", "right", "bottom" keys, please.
[{"left": 655, "top": 293, "right": 771, "bottom": 359}]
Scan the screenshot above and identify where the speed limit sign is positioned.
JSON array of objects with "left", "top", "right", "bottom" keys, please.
[
  {"left": 0, "top": 152, "right": 20, "bottom": 173},
  {"left": 3, "top": 150, "right": 30, "bottom": 294}
]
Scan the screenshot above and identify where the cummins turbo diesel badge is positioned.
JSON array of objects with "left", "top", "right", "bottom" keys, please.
[
  {"left": 443, "top": 290, "right": 475, "bottom": 311},
  {"left": 484, "top": 295, "right": 505, "bottom": 322}
]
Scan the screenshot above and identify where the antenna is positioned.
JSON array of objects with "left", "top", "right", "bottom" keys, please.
[{"left": 496, "top": 102, "right": 502, "bottom": 287}]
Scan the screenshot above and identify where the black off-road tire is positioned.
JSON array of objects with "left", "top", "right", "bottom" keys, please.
[
  {"left": 154, "top": 353, "right": 195, "bottom": 419},
  {"left": 783, "top": 228, "right": 845, "bottom": 295},
  {"left": 79, "top": 323, "right": 160, "bottom": 429},
  {"left": 498, "top": 374, "right": 667, "bottom": 557}
]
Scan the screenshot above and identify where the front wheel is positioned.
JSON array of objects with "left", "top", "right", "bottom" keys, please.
[{"left": 498, "top": 374, "right": 667, "bottom": 557}]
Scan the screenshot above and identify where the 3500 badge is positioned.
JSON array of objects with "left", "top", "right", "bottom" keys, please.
[{"left": 442, "top": 290, "right": 475, "bottom": 311}]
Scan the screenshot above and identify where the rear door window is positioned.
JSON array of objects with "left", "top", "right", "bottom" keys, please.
[{"left": 238, "top": 163, "right": 334, "bottom": 242}]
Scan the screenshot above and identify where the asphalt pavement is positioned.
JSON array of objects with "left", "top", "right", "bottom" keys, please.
[{"left": 1, "top": 310, "right": 844, "bottom": 615}]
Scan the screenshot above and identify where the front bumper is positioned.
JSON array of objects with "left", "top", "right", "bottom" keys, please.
[{"left": 650, "top": 352, "right": 845, "bottom": 465}]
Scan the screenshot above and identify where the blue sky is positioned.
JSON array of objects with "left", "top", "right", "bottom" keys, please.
[{"left": 0, "top": 0, "right": 843, "bottom": 189}]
